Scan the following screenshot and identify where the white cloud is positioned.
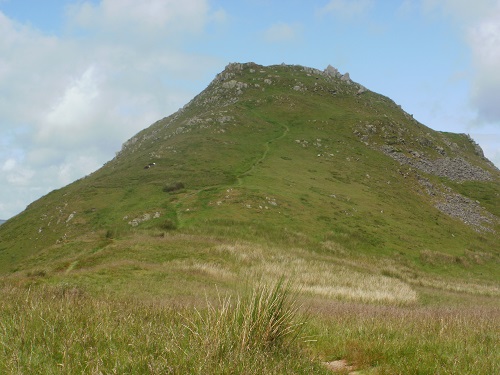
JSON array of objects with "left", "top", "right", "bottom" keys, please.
[
  {"left": 468, "top": 4, "right": 500, "bottom": 125},
  {"left": 38, "top": 65, "right": 100, "bottom": 145},
  {"left": 418, "top": 0, "right": 500, "bottom": 128},
  {"left": 2, "top": 158, "right": 34, "bottom": 186},
  {"left": 210, "top": 8, "right": 228, "bottom": 24},
  {"left": 397, "top": 0, "right": 417, "bottom": 17},
  {"left": 421, "top": 0, "right": 495, "bottom": 23},
  {"left": 2, "top": 158, "right": 16, "bottom": 172},
  {"left": 0, "top": 0, "right": 225, "bottom": 218},
  {"left": 318, "top": 0, "right": 374, "bottom": 18},
  {"left": 6, "top": 168, "right": 34, "bottom": 186},
  {"left": 57, "top": 154, "right": 101, "bottom": 185},
  {"left": 470, "top": 132, "right": 500, "bottom": 168},
  {"left": 67, "top": 0, "right": 209, "bottom": 38},
  {"left": 263, "top": 22, "right": 301, "bottom": 43}
]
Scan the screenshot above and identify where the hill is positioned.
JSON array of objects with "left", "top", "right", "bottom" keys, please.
[
  {"left": 0, "top": 62, "right": 498, "bottom": 373},
  {"left": 1, "top": 62, "right": 498, "bottom": 281}
]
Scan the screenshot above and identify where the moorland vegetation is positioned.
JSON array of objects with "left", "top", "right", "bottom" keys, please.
[{"left": 1, "top": 63, "right": 498, "bottom": 374}]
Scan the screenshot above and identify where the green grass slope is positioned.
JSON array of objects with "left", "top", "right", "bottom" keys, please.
[
  {"left": 0, "top": 62, "right": 499, "bottom": 374},
  {"left": 1, "top": 63, "right": 498, "bottom": 281}
]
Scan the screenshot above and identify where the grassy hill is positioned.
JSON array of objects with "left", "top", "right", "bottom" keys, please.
[{"left": 0, "top": 62, "right": 498, "bottom": 373}]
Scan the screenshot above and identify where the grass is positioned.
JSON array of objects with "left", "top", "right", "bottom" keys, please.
[
  {"left": 1, "top": 232, "right": 498, "bottom": 373},
  {"left": 0, "top": 281, "right": 329, "bottom": 374},
  {"left": 309, "top": 300, "right": 500, "bottom": 374},
  {"left": 180, "top": 279, "right": 316, "bottom": 373},
  {"left": 0, "top": 63, "right": 499, "bottom": 373},
  {"left": 0, "top": 278, "right": 498, "bottom": 374}
]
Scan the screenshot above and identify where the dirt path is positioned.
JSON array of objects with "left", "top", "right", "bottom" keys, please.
[
  {"left": 175, "top": 121, "right": 289, "bottom": 217},
  {"left": 236, "top": 123, "right": 289, "bottom": 185}
]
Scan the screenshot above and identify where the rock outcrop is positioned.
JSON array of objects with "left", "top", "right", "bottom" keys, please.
[
  {"left": 417, "top": 175, "right": 498, "bottom": 233},
  {"left": 382, "top": 149, "right": 492, "bottom": 182},
  {"left": 323, "top": 64, "right": 340, "bottom": 77},
  {"left": 340, "top": 72, "right": 351, "bottom": 83}
]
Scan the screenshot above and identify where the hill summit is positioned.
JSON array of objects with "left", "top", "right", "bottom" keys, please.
[{"left": 0, "top": 62, "right": 498, "bottom": 293}]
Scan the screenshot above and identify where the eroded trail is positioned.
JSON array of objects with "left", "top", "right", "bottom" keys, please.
[
  {"left": 237, "top": 123, "right": 289, "bottom": 185},
  {"left": 175, "top": 121, "right": 289, "bottom": 215}
]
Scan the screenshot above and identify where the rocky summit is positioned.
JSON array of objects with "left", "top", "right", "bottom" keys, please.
[{"left": 0, "top": 62, "right": 498, "bottom": 292}]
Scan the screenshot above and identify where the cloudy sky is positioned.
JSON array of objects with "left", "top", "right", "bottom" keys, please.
[{"left": 1, "top": 0, "right": 499, "bottom": 219}]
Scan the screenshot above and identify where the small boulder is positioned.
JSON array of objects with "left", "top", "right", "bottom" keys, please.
[{"left": 357, "top": 85, "right": 367, "bottom": 95}]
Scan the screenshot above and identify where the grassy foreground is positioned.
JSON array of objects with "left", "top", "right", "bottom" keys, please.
[
  {"left": 0, "top": 281, "right": 328, "bottom": 375},
  {"left": 1, "top": 280, "right": 498, "bottom": 374}
]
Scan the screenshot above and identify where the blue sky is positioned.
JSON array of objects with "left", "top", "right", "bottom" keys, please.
[{"left": 1, "top": 0, "right": 499, "bottom": 219}]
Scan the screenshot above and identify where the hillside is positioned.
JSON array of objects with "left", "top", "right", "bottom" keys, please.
[
  {"left": 0, "top": 62, "right": 499, "bottom": 373},
  {"left": 1, "top": 62, "right": 498, "bottom": 281}
]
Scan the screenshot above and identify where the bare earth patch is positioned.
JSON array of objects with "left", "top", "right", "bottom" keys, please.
[{"left": 323, "top": 359, "right": 357, "bottom": 373}]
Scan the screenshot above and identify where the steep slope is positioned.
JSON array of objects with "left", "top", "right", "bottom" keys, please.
[{"left": 0, "top": 62, "right": 498, "bottom": 297}]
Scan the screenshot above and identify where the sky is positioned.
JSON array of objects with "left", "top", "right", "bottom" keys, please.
[{"left": 1, "top": 0, "right": 500, "bottom": 219}]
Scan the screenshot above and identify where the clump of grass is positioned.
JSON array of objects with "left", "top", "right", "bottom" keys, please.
[
  {"left": 163, "top": 181, "right": 185, "bottom": 193},
  {"left": 215, "top": 243, "right": 418, "bottom": 304},
  {"left": 185, "top": 279, "right": 302, "bottom": 351},
  {"left": 26, "top": 269, "right": 47, "bottom": 278},
  {"left": 159, "top": 219, "right": 177, "bottom": 230},
  {"left": 105, "top": 228, "right": 115, "bottom": 239},
  {"left": 177, "top": 279, "right": 325, "bottom": 373}
]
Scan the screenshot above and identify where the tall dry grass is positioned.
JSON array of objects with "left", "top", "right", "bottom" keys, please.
[
  {"left": 310, "top": 299, "right": 500, "bottom": 374},
  {"left": 215, "top": 243, "right": 417, "bottom": 304},
  {"left": 0, "top": 282, "right": 328, "bottom": 374}
]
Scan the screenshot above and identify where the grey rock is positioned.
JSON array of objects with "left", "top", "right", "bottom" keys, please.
[
  {"left": 466, "top": 134, "right": 485, "bottom": 157},
  {"left": 417, "top": 176, "right": 498, "bottom": 233},
  {"left": 222, "top": 80, "right": 248, "bottom": 90},
  {"left": 222, "top": 80, "right": 237, "bottom": 89},
  {"left": 226, "top": 62, "right": 243, "bottom": 71},
  {"left": 383, "top": 151, "right": 492, "bottom": 182},
  {"left": 303, "top": 67, "right": 323, "bottom": 75},
  {"left": 341, "top": 72, "right": 351, "bottom": 82},
  {"left": 357, "top": 85, "right": 367, "bottom": 94},
  {"left": 324, "top": 64, "right": 339, "bottom": 77}
]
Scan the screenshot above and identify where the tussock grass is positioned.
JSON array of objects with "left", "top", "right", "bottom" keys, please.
[
  {"left": 0, "top": 282, "right": 328, "bottom": 374},
  {"left": 178, "top": 279, "right": 322, "bottom": 373},
  {"left": 163, "top": 181, "right": 185, "bottom": 193}
]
